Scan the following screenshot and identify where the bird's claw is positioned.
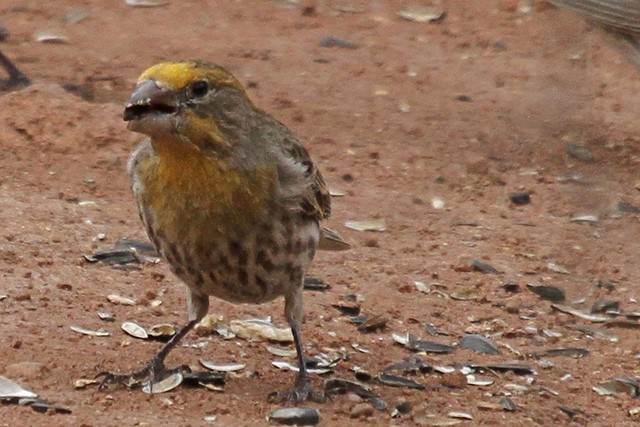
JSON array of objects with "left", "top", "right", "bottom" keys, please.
[
  {"left": 268, "top": 375, "right": 325, "bottom": 403},
  {"left": 95, "top": 357, "right": 166, "bottom": 390},
  {"left": 95, "top": 366, "right": 153, "bottom": 390}
]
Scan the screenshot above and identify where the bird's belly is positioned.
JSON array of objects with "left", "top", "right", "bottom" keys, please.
[
  {"left": 132, "top": 154, "right": 320, "bottom": 304},
  {"left": 144, "top": 204, "right": 320, "bottom": 304}
]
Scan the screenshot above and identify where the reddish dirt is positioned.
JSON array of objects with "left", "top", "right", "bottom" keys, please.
[{"left": 2, "top": 1, "right": 640, "bottom": 425}]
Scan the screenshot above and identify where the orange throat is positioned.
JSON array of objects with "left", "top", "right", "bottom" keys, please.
[{"left": 137, "top": 137, "right": 275, "bottom": 243}]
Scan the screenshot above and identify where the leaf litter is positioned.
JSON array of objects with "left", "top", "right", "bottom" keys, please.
[
  {"left": 0, "top": 376, "right": 70, "bottom": 413},
  {"left": 79, "top": 237, "right": 640, "bottom": 425}
]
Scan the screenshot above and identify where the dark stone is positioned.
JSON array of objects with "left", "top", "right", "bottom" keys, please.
[{"left": 509, "top": 192, "right": 531, "bottom": 205}]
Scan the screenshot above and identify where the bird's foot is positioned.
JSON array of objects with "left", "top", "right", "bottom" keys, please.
[
  {"left": 268, "top": 374, "right": 325, "bottom": 403},
  {"left": 95, "top": 356, "right": 184, "bottom": 390}
]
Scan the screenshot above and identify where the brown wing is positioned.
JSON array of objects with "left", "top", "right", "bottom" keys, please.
[{"left": 280, "top": 136, "right": 331, "bottom": 221}]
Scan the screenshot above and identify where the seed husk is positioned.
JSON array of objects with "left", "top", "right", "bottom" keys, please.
[{"left": 121, "top": 321, "right": 148, "bottom": 339}]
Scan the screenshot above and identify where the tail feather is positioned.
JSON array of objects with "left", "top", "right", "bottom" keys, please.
[{"left": 318, "top": 226, "right": 351, "bottom": 251}]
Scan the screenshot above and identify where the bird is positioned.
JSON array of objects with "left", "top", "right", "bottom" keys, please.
[
  {"left": 96, "top": 60, "right": 348, "bottom": 402},
  {"left": 549, "top": 0, "right": 640, "bottom": 70}
]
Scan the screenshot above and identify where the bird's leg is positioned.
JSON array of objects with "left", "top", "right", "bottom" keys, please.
[
  {"left": 270, "top": 286, "right": 324, "bottom": 403},
  {"left": 96, "top": 319, "right": 196, "bottom": 389},
  {"left": 96, "top": 291, "right": 209, "bottom": 390},
  {"left": 0, "top": 50, "right": 30, "bottom": 91}
]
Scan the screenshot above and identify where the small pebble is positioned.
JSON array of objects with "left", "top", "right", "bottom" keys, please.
[
  {"left": 318, "top": 36, "right": 358, "bottom": 49},
  {"left": 509, "top": 192, "right": 530, "bottom": 205},
  {"left": 394, "top": 400, "right": 412, "bottom": 415},
  {"left": 453, "top": 257, "right": 475, "bottom": 272},
  {"left": 502, "top": 281, "right": 519, "bottom": 292},
  {"left": 527, "top": 284, "right": 565, "bottom": 303},
  {"left": 350, "top": 402, "right": 374, "bottom": 418},
  {"left": 268, "top": 407, "right": 320, "bottom": 425},
  {"left": 565, "top": 143, "right": 593, "bottom": 163},
  {"left": 440, "top": 371, "right": 467, "bottom": 389}
]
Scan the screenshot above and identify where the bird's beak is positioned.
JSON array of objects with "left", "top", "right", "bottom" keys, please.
[{"left": 123, "top": 80, "right": 179, "bottom": 133}]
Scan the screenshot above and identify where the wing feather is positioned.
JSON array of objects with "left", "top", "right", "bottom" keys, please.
[{"left": 277, "top": 135, "right": 331, "bottom": 221}]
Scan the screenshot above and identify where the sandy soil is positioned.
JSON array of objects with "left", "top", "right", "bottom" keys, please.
[{"left": 1, "top": 0, "right": 640, "bottom": 425}]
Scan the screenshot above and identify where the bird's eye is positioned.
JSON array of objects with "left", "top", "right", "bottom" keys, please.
[{"left": 190, "top": 80, "right": 209, "bottom": 98}]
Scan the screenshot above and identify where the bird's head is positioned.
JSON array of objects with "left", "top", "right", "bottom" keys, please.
[{"left": 124, "top": 61, "right": 252, "bottom": 153}]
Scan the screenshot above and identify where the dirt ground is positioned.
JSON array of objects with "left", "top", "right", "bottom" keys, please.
[{"left": 2, "top": 0, "right": 640, "bottom": 425}]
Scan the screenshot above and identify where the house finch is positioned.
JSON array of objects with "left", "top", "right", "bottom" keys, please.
[{"left": 97, "top": 61, "right": 347, "bottom": 402}]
